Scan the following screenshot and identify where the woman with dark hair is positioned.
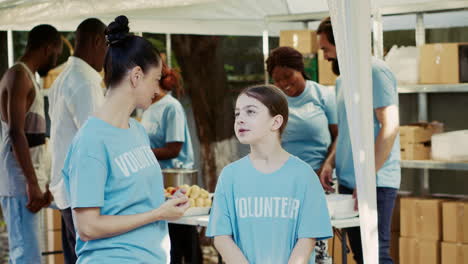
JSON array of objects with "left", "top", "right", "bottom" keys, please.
[
  {"left": 207, "top": 85, "right": 332, "bottom": 264},
  {"left": 141, "top": 63, "right": 193, "bottom": 169},
  {"left": 266, "top": 47, "right": 338, "bottom": 180},
  {"left": 266, "top": 46, "right": 338, "bottom": 262},
  {"left": 62, "top": 15, "right": 189, "bottom": 263}
]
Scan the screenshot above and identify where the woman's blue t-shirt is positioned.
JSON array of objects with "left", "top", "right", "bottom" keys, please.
[{"left": 62, "top": 117, "right": 169, "bottom": 264}]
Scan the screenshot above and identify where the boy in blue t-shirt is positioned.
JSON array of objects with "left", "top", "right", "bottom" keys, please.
[{"left": 207, "top": 85, "right": 332, "bottom": 264}]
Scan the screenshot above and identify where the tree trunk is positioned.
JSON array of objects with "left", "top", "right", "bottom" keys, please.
[
  {"left": 172, "top": 35, "right": 234, "bottom": 192},
  {"left": 0, "top": 31, "right": 8, "bottom": 76}
]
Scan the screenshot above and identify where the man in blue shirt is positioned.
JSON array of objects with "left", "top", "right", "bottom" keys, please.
[{"left": 317, "top": 17, "right": 401, "bottom": 264}]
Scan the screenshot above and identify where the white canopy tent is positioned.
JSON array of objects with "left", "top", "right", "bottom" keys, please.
[
  {"left": 1, "top": 1, "right": 467, "bottom": 264},
  {"left": 1, "top": 0, "right": 468, "bottom": 35}
]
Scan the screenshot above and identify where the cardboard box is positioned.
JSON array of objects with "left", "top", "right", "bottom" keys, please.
[
  {"left": 441, "top": 242, "right": 468, "bottom": 264},
  {"left": 327, "top": 236, "right": 357, "bottom": 264},
  {"left": 460, "top": 45, "right": 468, "bottom": 83},
  {"left": 443, "top": 201, "right": 468, "bottom": 243},
  {"left": 400, "top": 237, "right": 440, "bottom": 264},
  {"left": 391, "top": 232, "right": 400, "bottom": 264},
  {"left": 45, "top": 230, "right": 64, "bottom": 264},
  {"left": 279, "top": 30, "right": 318, "bottom": 55},
  {"left": 400, "top": 197, "right": 444, "bottom": 240},
  {"left": 47, "top": 253, "right": 65, "bottom": 264},
  {"left": 401, "top": 143, "right": 431, "bottom": 160},
  {"left": 392, "top": 196, "right": 402, "bottom": 232},
  {"left": 45, "top": 208, "right": 62, "bottom": 231},
  {"left": 46, "top": 230, "right": 62, "bottom": 251},
  {"left": 400, "top": 122, "right": 444, "bottom": 146},
  {"left": 420, "top": 43, "right": 468, "bottom": 84},
  {"left": 318, "top": 49, "right": 338, "bottom": 85}
]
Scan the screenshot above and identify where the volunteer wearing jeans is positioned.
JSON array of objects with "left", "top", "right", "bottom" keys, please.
[
  {"left": 48, "top": 18, "right": 107, "bottom": 263},
  {"left": 317, "top": 17, "right": 400, "bottom": 264}
]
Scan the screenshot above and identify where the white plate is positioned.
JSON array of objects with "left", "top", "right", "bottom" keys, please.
[{"left": 184, "top": 207, "right": 210, "bottom": 216}]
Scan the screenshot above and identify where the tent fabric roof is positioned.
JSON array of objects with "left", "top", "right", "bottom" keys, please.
[{"left": 0, "top": 0, "right": 467, "bottom": 36}]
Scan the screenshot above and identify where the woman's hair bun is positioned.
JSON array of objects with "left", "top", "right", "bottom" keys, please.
[{"left": 105, "top": 15, "right": 130, "bottom": 45}]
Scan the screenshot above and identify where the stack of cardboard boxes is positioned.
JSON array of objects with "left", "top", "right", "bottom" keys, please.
[
  {"left": 419, "top": 43, "right": 468, "bottom": 84},
  {"left": 279, "top": 30, "right": 337, "bottom": 85},
  {"left": 44, "top": 208, "right": 64, "bottom": 264},
  {"left": 441, "top": 200, "right": 468, "bottom": 264},
  {"left": 400, "top": 197, "right": 445, "bottom": 264},
  {"left": 399, "top": 122, "right": 444, "bottom": 160},
  {"left": 400, "top": 197, "right": 468, "bottom": 264}
]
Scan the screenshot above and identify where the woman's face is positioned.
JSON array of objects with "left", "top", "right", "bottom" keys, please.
[
  {"left": 271, "top": 66, "right": 306, "bottom": 97},
  {"left": 234, "top": 94, "right": 281, "bottom": 145},
  {"left": 135, "top": 64, "right": 162, "bottom": 109}
]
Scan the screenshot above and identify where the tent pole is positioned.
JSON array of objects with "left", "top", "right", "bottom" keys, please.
[
  {"left": 166, "top": 33, "right": 172, "bottom": 68},
  {"left": 415, "top": 13, "right": 430, "bottom": 195},
  {"left": 372, "top": 9, "right": 384, "bottom": 59},
  {"left": 7, "top": 30, "right": 14, "bottom": 67},
  {"left": 262, "top": 29, "right": 269, "bottom": 84}
]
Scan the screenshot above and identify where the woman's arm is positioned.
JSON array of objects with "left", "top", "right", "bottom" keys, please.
[
  {"left": 288, "top": 238, "right": 316, "bottom": 264},
  {"left": 214, "top": 235, "right": 249, "bottom": 264},
  {"left": 74, "top": 196, "right": 188, "bottom": 241},
  {"left": 152, "top": 142, "right": 183, "bottom": 160}
]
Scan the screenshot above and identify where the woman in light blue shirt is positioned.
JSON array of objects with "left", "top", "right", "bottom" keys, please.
[
  {"left": 141, "top": 64, "right": 194, "bottom": 169},
  {"left": 62, "top": 16, "right": 189, "bottom": 264},
  {"left": 207, "top": 85, "right": 332, "bottom": 264},
  {"left": 266, "top": 47, "right": 338, "bottom": 262},
  {"left": 266, "top": 47, "right": 338, "bottom": 184}
]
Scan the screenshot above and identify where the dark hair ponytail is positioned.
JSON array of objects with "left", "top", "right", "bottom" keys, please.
[{"left": 104, "top": 15, "right": 161, "bottom": 88}]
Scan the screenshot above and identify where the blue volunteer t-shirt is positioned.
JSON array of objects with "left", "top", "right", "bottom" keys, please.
[
  {"left": 206, "top": 155, "right": 332, "bottom": 264},
  {"left": 282, "top": 80, "right": 337, "bottom": 170},
  {"left": 141, "top": 94, "right": 194, "bottom": 169},
  {"left": 335, "top": 58, "right": 401, "bottom": 189},
  {"left": 62, "top": 117, "right": 170, "bottom": 264}
]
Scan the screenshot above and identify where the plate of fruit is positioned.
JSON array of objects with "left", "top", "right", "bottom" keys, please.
[{"left": 164, "top": 184, "right": 212, "bottom": 216}]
